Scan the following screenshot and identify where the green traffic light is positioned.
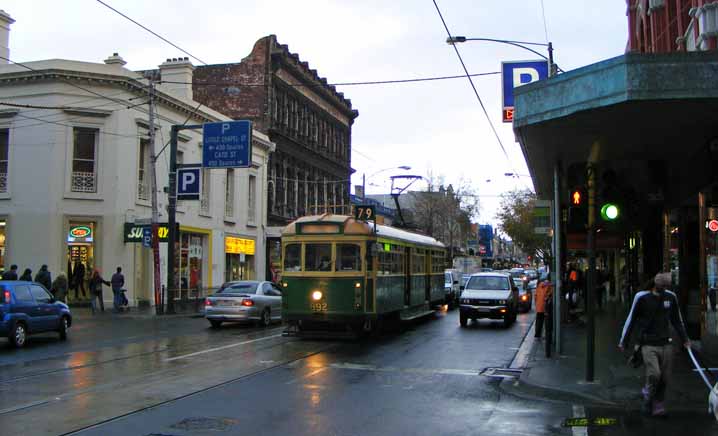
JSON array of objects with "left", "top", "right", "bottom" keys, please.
[{"left": 600, "top": 203, "right": 620, "bottom": 221}]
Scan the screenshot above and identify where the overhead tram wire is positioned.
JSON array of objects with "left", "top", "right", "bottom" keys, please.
[
  {"left": 95, "top": 0, "right": 208, "bottom": 66},
  {"left": 430, "top": 0, "right": 532, "bottom": 192}
]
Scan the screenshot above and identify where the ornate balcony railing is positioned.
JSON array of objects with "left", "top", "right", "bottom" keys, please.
[{"left": 71, "top": 171, "right": 96, "bottom": 193}]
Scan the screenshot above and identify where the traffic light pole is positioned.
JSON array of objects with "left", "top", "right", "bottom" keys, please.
[
  {"left": 166, "top": 123, "right": 203, "bottom": 314},
  {"left": 552, "top": 163, "right": 562, "bottom": 355},
  {"left": 585, "top": 143, "right": 600, "bottom": 382}
]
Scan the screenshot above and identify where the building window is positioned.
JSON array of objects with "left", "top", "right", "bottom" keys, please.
[
  {"left": 248, "top": 174, "right": 256, "bottom": 225},
  {"left": 0, "top": 129, "right": 8, "bottom": 193},
  {"left": 71, "top": 127, "right": 98, "bottom": 193},
  {"left": 137, "top": 138, "right": 150, "bottom": 201},
  {"left": 225, "top": 169, "right": 234, "bottom": 218},
  {"left": 200, "top": 168, "right": 210, "bottom": 214}
]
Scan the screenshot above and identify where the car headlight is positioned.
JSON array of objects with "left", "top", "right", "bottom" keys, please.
[{"left": 498, "top": 300, "right": 507, "bottom": 305}]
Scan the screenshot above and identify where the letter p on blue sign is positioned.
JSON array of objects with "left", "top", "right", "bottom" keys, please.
[
  {"left": 177, "top": 167, "right": 201, "bottom": 200},
  {"left": 501, "top": 60, "right": 549, "bottom": 122}
]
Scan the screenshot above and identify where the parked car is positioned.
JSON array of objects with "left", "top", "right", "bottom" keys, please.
[
  {"left": 458, "top": 272, "right": 519, "bottom": 328},
  {"left": 0, "top": 281, "right": 72, "bottom": 348},
  {"left": 509, "top": 268, "right": 528, "bottom": 285},
  {"left": 517, "top": 280, "right": 532, "bottom": 312},
  {"left": 205, "top": 280, "right": 282, "bottom": 328},
  {"left": 444, "top": 269, "right": 462, "bottom": 308}
]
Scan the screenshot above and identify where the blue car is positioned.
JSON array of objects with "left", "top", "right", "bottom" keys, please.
[{"left": 0, "top": 281, "right": 72, "bottom": 348}]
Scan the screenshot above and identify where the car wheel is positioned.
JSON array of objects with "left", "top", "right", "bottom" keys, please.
[
  {"left": 459, "top": 312, "right": 468, "bottom": 327},
  {"left": 503, "top": 311, "right": 513, "bottom": 328},
  {"left": 9, "top": 322, "right": 27, "bottom": 348},
  {"left": 260, "top": 308, "right": 271, "bottom": 327},
  {"left": 209, "top": 320, "right": 223, "bottom": 329},
  {"left": 58, "top": 316, "right": 69, "bottom": 340}
]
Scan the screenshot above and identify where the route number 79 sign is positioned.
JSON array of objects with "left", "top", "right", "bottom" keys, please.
[{"left": 354, "top": 205, "right": 376, "bottom": 222}]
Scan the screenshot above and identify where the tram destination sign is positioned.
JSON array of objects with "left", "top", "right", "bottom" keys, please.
[{"left": 202, "top": 120, "right": 252, "bottom": 168}]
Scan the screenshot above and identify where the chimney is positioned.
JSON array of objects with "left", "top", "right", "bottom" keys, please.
[
  {"left": 159, "top": 57, "right": 195, "bottom": 100},
  {"left": 0, "top": 10, "right": 15, "bottom": 64},
  {"left": 104, "top": 52, "right": 127, "bottom": 67}
]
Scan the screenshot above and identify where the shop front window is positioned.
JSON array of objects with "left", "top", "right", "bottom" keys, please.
[
  {"left": 177, "top": 233, "right": 203, "bottom": 298},
  {"left": 0, "top": 219, "right": 6, "bottom": 273}
]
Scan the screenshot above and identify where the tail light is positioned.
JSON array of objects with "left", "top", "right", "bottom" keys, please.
[
  {"left": 241, "top": 299, "right": 254, "bottom": 307},
  {"left": 3, "top": 290, "right": 9, "bottom": 303},
  {"left": 205, "top": 299, "right": 213, "bottom": 307},
  {"left": 521, "top": 295, "right": 528, "bottom": 301}
]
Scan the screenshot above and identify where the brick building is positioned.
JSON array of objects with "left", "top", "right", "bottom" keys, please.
[
  {"left": 627, "top": 0, "right": 718, "bottom": 52},
  {"left": 191, "top": 35, "right": 359, "bottom": 226}
]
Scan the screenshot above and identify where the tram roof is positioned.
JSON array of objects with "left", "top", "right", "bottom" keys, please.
[{"left": 282, "top": 214, "right": 445, "bottom": 248}]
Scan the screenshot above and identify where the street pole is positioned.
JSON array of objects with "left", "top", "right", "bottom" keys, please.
[
  {"left": 552, "top": 163, "right": 562, "bottom": 355},
  {"left": 362, "top": 173, "right": 365, "bottom": 202},
  {"left": 585, "top": 142, "right": 600, "bottom": 382},
  {"left": 147, "top": 80, "right": 162, "bottom": 315},
  {"left": 548, "top": 42, "right": 555, "bottom": 78},
  {"left": 166, "top": 125, "right": 178, "bottom": 314}
]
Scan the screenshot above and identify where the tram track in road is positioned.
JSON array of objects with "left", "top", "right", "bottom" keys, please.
[
  {"left": 0, "top": 329, "right": 319, "bottom": 419},
  {"left": 0, "top": 325, "right": 286, "bottom": 384},
  {"left": 59, "top": 342, "right": 339, "bottom": 436}
]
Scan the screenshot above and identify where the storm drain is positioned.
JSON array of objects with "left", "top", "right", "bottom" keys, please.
[
  {"left": 480, "top": 367, "right": 523, "bottom": 379},
  {"left": 170, "top": 417, "right": 239, "bottom": 431}
]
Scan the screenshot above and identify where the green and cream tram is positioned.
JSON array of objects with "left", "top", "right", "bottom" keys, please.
[{"left": 281, "top": 214, "right": 446, "bottom": 337}]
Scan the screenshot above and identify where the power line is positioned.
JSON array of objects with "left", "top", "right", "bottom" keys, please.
[
  {"left": 160, "top": 71, "right": 501, "bottom": 88},
  {"left": 430, "top": 0, "right": 532, "bottom": 192},
  {"left": 540, "top": 0, "right": 550, "bottom": 43},
  {"left": 95, "top": 0, "right": 208, "bottom": 66},
  {"left": 15, "top": 112, "right": 142, "bottom": 139}
]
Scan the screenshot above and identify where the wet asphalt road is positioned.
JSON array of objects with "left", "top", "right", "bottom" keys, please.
[{"left": 0, "top": 308, "right": 716, "bottom": 435}]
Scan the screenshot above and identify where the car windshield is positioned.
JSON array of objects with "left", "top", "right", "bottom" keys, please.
[
  {"left": 510, "top": 271, "right": 524, "bottom": 279},
  {"left": 217, "top": 282, "right": 258, "bottom": 294},
  {"left": 466, "top": 276, "right": 510, "bottom": 291}
]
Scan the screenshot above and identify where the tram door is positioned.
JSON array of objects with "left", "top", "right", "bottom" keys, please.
[{"left": 404, "top": 247, "right": 411, "bottom": 306}]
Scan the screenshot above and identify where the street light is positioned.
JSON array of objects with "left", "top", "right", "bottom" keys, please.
[
  {"left": 361, "top": 165, "right": 411, "bottom": 201},
  {"left": 446, "top": 36, "right": 560, "bottom": 77}
]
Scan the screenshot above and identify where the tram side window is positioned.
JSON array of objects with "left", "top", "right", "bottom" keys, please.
[
  {"left": 431, "top": 251, "right": 445, "bottom": 273},
  {"left": 336, "top": 244, "right": 361, "bottom": 271},
  {"left": 284, "top": 244, "right": 302, "bottom": 272},
  {"left": 306, "top": 243, "right": 332, "bottom": 271}
]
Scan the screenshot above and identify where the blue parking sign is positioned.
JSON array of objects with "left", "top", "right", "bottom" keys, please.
[
  {"left": 177, "top": 166, "right": 201, "bottom": 200},
  {"left": 142, "top": 227, "right": 152, "bottom": 248},
  {"left": 501, "top": 60, "right": 549, "bottom": 122},
  {"left": 202, "top": 120, "right": 252, "bottom": 168}
]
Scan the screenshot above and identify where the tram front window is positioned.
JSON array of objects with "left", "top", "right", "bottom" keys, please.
[
  {"left": 284, "top": 244, "right": 302, "bottom": 272},
  {"left": 336, "top": 244, "right": 361, "bottom": 272},
  {"left": 306, "top": 243, "right": 332, "bottom": 272}
]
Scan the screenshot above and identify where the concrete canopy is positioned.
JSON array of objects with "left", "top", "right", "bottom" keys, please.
[{"left": 513, "top": 51, "right": 718, "bottom": 205}]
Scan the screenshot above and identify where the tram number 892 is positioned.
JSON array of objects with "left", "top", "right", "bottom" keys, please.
[{"left": 310, "top": 302, "right": 328, "bottom": 312}]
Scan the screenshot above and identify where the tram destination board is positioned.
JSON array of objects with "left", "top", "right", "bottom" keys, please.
[
  {"left": 202, "top": 120, "right": 252, "bottom": 168},
  {"left": 354, "top": 205, "right": 376, "bottom": 222}
]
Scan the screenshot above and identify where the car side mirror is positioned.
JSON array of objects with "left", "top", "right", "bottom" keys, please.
[
  {"left": 453, "top": 280, "right": 459, "bottom": 285},
  {"left": 460, "top": 285, "right": 465, "bottom": 291},
  {"left": 512, "top": 287, "right": 518, "bottom": 292}
]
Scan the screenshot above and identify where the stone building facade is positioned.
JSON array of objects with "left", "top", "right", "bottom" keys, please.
[{"left": 189, "top": 35, "right": 359, "bottom": 226}]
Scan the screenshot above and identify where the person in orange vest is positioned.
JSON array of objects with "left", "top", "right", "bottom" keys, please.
[{"left": 534, "top": 277, "right": 553, "bottom": 338}]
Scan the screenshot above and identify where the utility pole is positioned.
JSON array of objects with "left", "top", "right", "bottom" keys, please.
[{"left": 148, "top": 80, "right": 162, "bottom": 315}]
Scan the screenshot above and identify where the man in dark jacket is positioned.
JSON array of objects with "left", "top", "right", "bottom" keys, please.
[
  {"left": 111, "top": 267, "right": 125, "bottom": 312},
  {"left": 34, "top": 265, "right": 52, "bottom": 290},
  {"left": 2, "top": 264, "right": 18, "bottom": 280},
  {"left": 73, "top": 260, "right": 86, "bottom": 299},
  {"left": 619, "top": 272, "right": 690, "bottom": 417}
]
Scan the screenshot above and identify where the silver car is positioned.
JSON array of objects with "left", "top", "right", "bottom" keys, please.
[{"left": 205, "top": 281, "right": 282, "bottom": 328}]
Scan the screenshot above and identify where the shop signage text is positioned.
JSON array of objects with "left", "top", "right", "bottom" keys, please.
[
  {"left": 225, "top": 236, "right": 255, "bottom": 255},
  {"left": 68, "top": 225, "right": 93, "bottom": 243},
  {"left": 124, "top": 223, "right": 178, "bottom": 243}
]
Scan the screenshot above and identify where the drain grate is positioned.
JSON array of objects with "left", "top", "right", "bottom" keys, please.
[
  {"left": 480, "top": 367, "right": 523, "bottom": 379},
  {"left": 170, "top": 417, "right": 239, "bottom": 431}
]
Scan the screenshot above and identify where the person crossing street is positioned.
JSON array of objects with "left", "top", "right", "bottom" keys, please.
[{"left": 618, "top": 272, "right": 691, "bottom": 417}]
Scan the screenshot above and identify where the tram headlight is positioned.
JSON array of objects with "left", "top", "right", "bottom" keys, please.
[
  {"left": 312, "top": 291, "right": 323, "bottom": 301},
  {"left": 282, "top": 282, "right": 288, "bottom": 288},
  {"left": 355, "top": 282, "right": 361, "bottom": 288}
]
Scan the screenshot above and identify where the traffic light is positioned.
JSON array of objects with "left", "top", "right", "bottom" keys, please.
[
  {"left": 600, "top": 203, "right": 620, "bottom": 221},
  {"left": 598, "top": 169, "right": 622, "bottom": 224},
  {"left": 567, "top": 186, "right": 587, "bottom": 232}
]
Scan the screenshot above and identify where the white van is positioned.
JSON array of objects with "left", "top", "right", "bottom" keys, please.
[{"left": 444, "top": 269, "right": 462, "bottom": 308}]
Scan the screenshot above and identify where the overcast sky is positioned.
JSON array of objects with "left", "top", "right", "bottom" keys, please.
[{"left": 2, "top": 0, "right": 628, "bottom": 226}]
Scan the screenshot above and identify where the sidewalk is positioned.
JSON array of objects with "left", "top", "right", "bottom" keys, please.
[
  {"left": 507, "top": 302, "right": 717, "bottom": 412},
  {"left": 70, "top": 304, "right": 204, "bottom": 321}
]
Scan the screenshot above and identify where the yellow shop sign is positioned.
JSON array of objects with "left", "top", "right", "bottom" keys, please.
[{"left": 225, "top": 237, "right": 255, "bottom": 255}]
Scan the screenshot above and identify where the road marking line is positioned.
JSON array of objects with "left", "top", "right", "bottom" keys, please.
[
  {"left": 572, "top": 404, "right": 588, "bottom": 436},
  {"left": 329, "top": 362, "right": 479, "bottom": 376},
  {"left": 165, "top": 333, "right": 283, "bottom": 362}
]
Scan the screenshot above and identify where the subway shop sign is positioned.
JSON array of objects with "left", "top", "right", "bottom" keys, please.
[{"left": 123, "top": 223, "right": 179, "bottom": 243}]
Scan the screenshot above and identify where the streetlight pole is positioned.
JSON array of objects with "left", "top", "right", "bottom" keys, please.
[{"left": 446, "top": 36, "right": 559, "bottom": 78}]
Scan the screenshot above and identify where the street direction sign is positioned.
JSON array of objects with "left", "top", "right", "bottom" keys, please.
[
  {"left": 202, "top": 120, "right": 252, "bottom": 168},
  {"left": 501, "top": 60, "right": 549, "bottom": 122},
  {"left": 177, "top": 165, "right": 201, "bottom": 200}
]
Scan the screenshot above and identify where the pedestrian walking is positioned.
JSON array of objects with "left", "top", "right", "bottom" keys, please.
[
  {"left": 51, "top": 273, "right": 68, "bottom": 303},
  {"left": 618, "top": 272, "right": 691, "bottom": 417},
  {"left": 73, "top": 260, "right": 86, "bottom": 299},
  {"left": 88, "top": 269, "right": 110, "bottom": 314},
  {"left": 2, "top": 264, "right": 18, "bottom": 280},
  {"left": 34, "top": 264, "right": 52, "bottom": 291},
  {"left": 111, "top": 267, "right": 125, "bottom": 313},
  {"left": 19, "top": 268, "right": 32, "bottom": 281},
  {"left": 534, "top": 277, "right": 553, "bottom": 338}
]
